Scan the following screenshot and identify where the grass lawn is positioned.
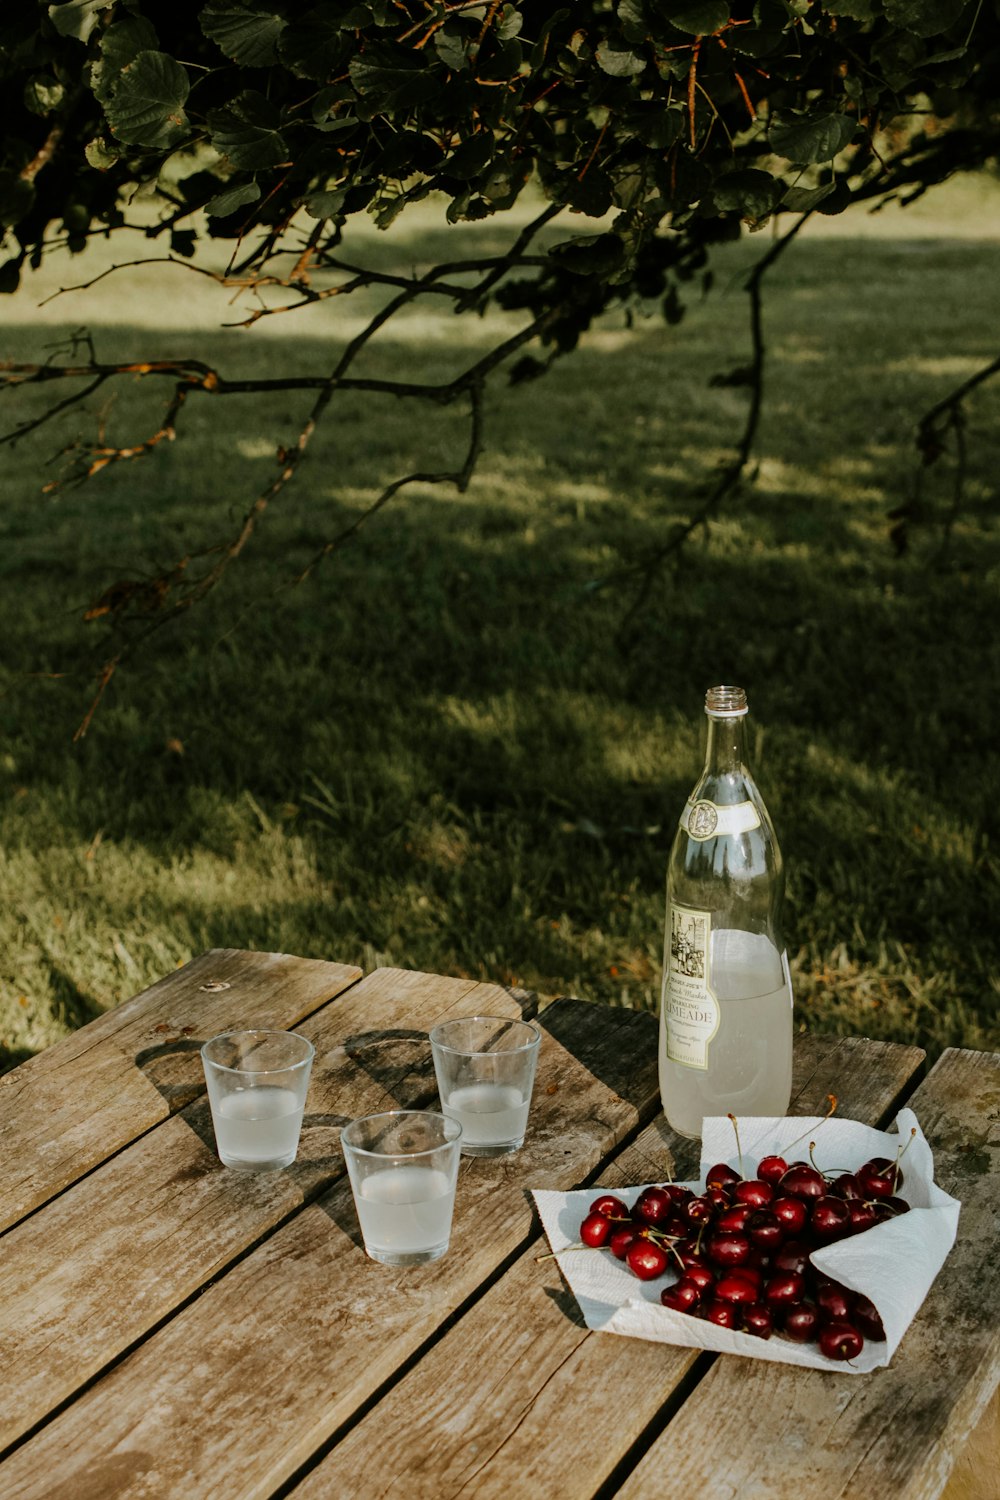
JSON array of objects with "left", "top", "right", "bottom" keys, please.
[{"left": 1, "top": 175, "right": 998, "bottom": 1072}]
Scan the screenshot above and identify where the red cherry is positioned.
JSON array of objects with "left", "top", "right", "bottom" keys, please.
[
  {"left": 756, "top": 1155, "right": 788, "bottom": 1186},
  {"left": 764, "top": 1271, "right": 806, "bottom": 1307},
  {"left": 772, "top": 1195, "right": 808, "bottom": 1235},
  {"left": 743, "top": 1302, "right": 773, "bottom": 1339},
  {"left": 747, "top": 1209, "right": 783, "bottom": 1250},
  {"left": 716, "top": 1204, "right": 753, "bottom": 1233},
  {"left": 883, "top": 1195, "right": 911, "bottom": 1216},
  {"left": 626, "top": 1239, "right": 670, "bottom": 1281},
  {"left": 727, "top": 1265, "right": 763, "bottom": 1294},
  {"left": 783, "top": 1303, "right": 822, "bottom": 1342},
  {"left": 829, "top": 1172, "right": 864, "bottom": 1200},
  {"left": 580, "top": 1211, "right": 612, "bottom": 1247},
  {"left": 772, "top": 1240, "right": 811, "bottom": 1277},
  {"left": 779, "top": 1163, "right": 827, "bottom": 1200},
  {"left": 705, "top": 1231, "right": 752, "bottom": 1268},
  {"left": 715, "top": 1273, "right": 760, "bottom": 1305},
  {"left": 819, "top": 1318, "right": 865, "bottom": 1361},
  {"left": 858, "top": 1157, "right": 904, "bottom": 1198},
  {"left": 633, "top": 1186, "right": 674, "bottom": 1226},
  {"left": 660, "top": 1278, "right": 701, "bottom": 1312},
  {"left": 851, "top": 1294, "right": 886, "bottom": 1341},
  {"left": 609, "top": 1226, "right": 638, "bottom": 1261},
  {"left": 848, "top": 1201, "right": 878, "bottom": 1235},
  {"left": 590, "top": 1194, "right": 628, "bottom": 1219},
  {"left": 685, "top": 1196, "right": 715, "bottom": 1227},
  {"left": 810, "top": 1196, "right": 852, "bottom": 1241},
  {"left": 734, "top": 1178, "right": 774, "bottom": 1208},
  {"left": 683, "top": 1262, "right": 716, "bottom": 1294},
  {"left": 816, "top": 1281, "right": 853, "bottom": 1321},
  {"left": 705, "top": 1298, "right": 739, "bottom": 1329},
  {"left": 705, "top": 1186, "right": 731, "bottom": 1210},
  {"left": 706, "top": 1162, "right": 741, "bottom": 1192}
]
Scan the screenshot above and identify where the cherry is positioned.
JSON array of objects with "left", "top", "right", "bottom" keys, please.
[
  {"left": 716, "top": 1204, "right": 753, "bottom": 1233},
  {"left": 705, "top": 1298, "right": 739, "bottom": 1329},
  {"left": 858, "top": 1157, "right": 904, "bottom": 1198},
  {"left": 685, "top": 1196, "right": 715, "bottom": 1227},
  {"left": 734, "top": 1178, "right": 774, "bottom": 1208},
  {"left": 705, "top": 1186, "right": 731, "bottom": 1210},
  {"left": 727, "top": 1265, "right": 763, "bottom": 1293},
  {"left": 715, "top": 1273, "right": 759, "bottom": 1305},
  {"left": 633, "top": 1186, "right": 674, "bottom": 1226},
  {"left": 756, "top": 1155, "right": 788, "bottom": 1186},
  {"left": 746, "top": 1209, "right": 783, "bottom": 1250},
  {"left": 663, "top": 1184, "right": 694, "bottom": 1206},
  {"left": 810, "top": 1196, "right": 851, "bottom": 1241},
  {"left": 683, "top": 1262, "right": 716, "bottom": 1294},
  {"left": 851, "top": 1294, "right": 886, "bottom": 1341},
  {"left": 660, "top": 1279, "right": 701, "bottom": 1312},
  {"left": 772, "top": 1196, "right": 808, "bottom": 1235},
  {"left": 816, "top": 1282, "right": 853, "bottom": 1321},
  {"left": 819, "top": 1319, "right": 864, "bottom": 1362},
  {"left": 779, "top": 1163, "right": 827, "bottom": 1200},
  {"left": 706, "top": 1163, "right": 741, "bottom": 1192},
  {"left": 883, "top": 1195, "right": 911, "bottom": 1216},
  {"left": 847, "top": 1201, "right": 878, "bottom": 1235},
  {"left": 580, "top": 1211, "right": 613, "bottom": 1248},
  {"left": 783, "top": 1303, "right": 822, "bottom": 1343},
  {"left": 609, "top": 1226, "right": 639, "bottom": 1261},
  {"left": 626, "top": 1239, "right": 671, "bottom": 1281},
  {"left": 705, "top": 1231, "right": 752, "bottom": 1268},
  {"left": 590, "top": 1194, "right": 628, "bottom": 1219},
  {"left": 829, "top": 1172, "right": 864, "bottom": 1200},
  {"left": 743, "top": 1302, "right": 773, "bottom": 1339},
  {"left": 764, "top": 1271, "right": 806, "bottom": 1307},
  {"left": 772, "top": 1240, "right": 811, "bottom": 1277}
]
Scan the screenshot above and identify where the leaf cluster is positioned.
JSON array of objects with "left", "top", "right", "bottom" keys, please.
[{"left": 2, "top": 0, "right": 998, "bottom": 318}]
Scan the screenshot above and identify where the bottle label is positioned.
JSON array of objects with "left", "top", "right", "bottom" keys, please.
[
  {"left": 663, "top": 904, "right": 719, "bottom": 1070},
  {"left": 681, "top": 799, "right": 761, "bottom": 842}
]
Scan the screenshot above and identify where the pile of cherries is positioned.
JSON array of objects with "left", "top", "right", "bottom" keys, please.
[{"left": 579, "top": 1141, "right": 912, "bottom": 1360}]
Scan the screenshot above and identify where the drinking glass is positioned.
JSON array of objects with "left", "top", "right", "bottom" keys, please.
[
  {"left": 429, "top": 1015, "right": 541, "bottom": 1157},
  {"left": 200, "top": 1029, "right": 314, "bottom": 1171},
  {"left": 340, "top": 1110, "right": 463, "bottom": 1266}
]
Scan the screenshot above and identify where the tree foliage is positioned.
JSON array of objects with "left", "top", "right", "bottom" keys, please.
[{"left": 2, "top": 1, "right": 999, "bottom": 715}]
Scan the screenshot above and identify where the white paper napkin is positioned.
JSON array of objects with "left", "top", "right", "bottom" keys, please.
[{"left": 533, "top": 1109, "right": 960, "bottom": 1373}]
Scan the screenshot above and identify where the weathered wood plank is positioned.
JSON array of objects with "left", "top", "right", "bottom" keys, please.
[
  {"left": 0, "top": 967, "right": 529, "bottom": 1454},
  {"left": 0, "top": 998, "right": 661, "bottom": 1499},
  {"left": 615, "top": 1046, "right": 1000, "bottom": 1500},
  {"left": 284, "top": 1034, "right": 927, "bottom": 1500},
  {"left": 0, "top": 949, "right": 362, "bottom": 1232}
]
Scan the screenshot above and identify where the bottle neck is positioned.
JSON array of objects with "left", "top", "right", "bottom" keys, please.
[{"left": 704, "top": 714, "right": 749, "bottom": 776}]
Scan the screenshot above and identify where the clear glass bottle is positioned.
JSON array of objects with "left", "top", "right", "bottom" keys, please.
[{"left": 658, "top": 685, "right": 793, "bottom": 1137}]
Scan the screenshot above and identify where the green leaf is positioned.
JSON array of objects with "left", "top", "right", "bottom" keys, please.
[
  {"left": 92, "top": 16, "right": 160, "bottom": 104},
  {"left": 497, "top": 5, "right": 523, "bottom": 40},
  {"left": 770, "top": 111, "right": 858, "bottom": 163},
  {"left": 205, "top": 180, "right": 262, "bottom": 217},
  {"left": 883, "top": 0, "right": 971, "bottom": 38},
  {"left": 207, "top": 92, "right": 289, "bottom": 169},
  {"left": 84, "top": 136, "right": 122, "bottom": 169},
  {"left": 434, "top": 25, "right": 471, "bottom": 72},
  {"left": 665, "top": 1, "right": 732, "bottom": 34},
  {"left": 47, "top": 0, "right": 108, "bottom": 43},
  {"left": 304, "top": 184, "right": 348, "bottom": 219},
  {"left": 595, "top": 41, "right": 647, "bottom": 76},
  {"left": 201, "top": 3, "right": 287, "bottom": 67},
  {"left": 279, "top": 9, "right": 357, "bottom": 80},
  {"left": 711, "top": 169, "right": 782, "bottom": 220},
  {"left": 103, "top": 51, "right": 190, "bottom": 149},
  {"left": 780, "top": 179, "right": 837, "bottom": 212},
  {"left": 618, "top": 0, "right": 648, "bottom": 44},
  {"left": 349, "top": 46, "right": 438, "bottom": 112},
  {"left": 23, "top": 75, "right": 65, "bottom": 116},
  {"left": 823, "top": 0, "right": 877, "bottom": 16},
  {"left": 443, "top": 133, "right": 495, "bottom": 181}
]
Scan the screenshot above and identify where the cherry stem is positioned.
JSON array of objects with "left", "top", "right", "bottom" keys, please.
[
  {"left": 727, "top": 1112, "right": 745, "bottom": 1179},
  {"left": 785, "top": 1094, "right": 838, "bottom": 1152}
]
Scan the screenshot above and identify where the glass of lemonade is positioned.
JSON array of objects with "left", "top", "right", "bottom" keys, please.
[
  {"left": 200, "top": 1030, "right": 315, "bottom": 1171},
  {"left": 340, "top": 1110, "right": 463, "bottom": 1267},
  {"left": 429, "top": 1015, "right": 541, "bottom": 1157}
]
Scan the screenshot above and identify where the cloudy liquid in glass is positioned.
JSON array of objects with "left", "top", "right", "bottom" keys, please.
[
  {"left": 357, "top": 1166, "right": 454, "bottom": 1257},
  {"left": 442, "top": 1083, "right": 528, "bottom": 1147},
  {"left": 214, "top": 1085, "right": 303, "bottom": 1167}
]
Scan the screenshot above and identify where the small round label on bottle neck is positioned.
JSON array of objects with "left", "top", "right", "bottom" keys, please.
[{"left": 682, "top": 799, "right": 761, "bottom": 841}]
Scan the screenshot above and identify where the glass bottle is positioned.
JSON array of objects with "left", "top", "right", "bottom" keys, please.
[{"left": 658, "top": 685, "right": 793, "bottom": 1137}]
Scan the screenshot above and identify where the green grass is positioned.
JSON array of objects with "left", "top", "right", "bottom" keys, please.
[{"left": 2, "top": 178, "right": 998, "bottom": 1071}]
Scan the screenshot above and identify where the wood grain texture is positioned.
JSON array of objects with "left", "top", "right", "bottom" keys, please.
[
  {"left": 0, "top": 966, "right": 526, "bottom": 1454},
  {"left": 285, "top": 1036, "right": 928, "bottom": 1499},
  {"left": 0, "top": 995, "right": 659, "bottom": 1498},
  {"left": 0, "top": 949, "right": 362, "bottom": 1232},
  {"left": 615, "top": 1046, "right": 1000, "bottom": 1500}
]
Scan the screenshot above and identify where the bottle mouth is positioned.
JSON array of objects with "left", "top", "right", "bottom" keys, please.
[{"left": 705, "top": 684, "right": 748, "bottom": 718}]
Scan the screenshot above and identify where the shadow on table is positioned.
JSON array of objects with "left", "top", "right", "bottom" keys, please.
[{"left": 540, "top": 998, "right": 659, "bottom": 1111}]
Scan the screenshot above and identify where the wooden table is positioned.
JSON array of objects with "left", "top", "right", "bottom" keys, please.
[{"left": 0, "top": 950, "right": 997, "bottom": 1500}]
